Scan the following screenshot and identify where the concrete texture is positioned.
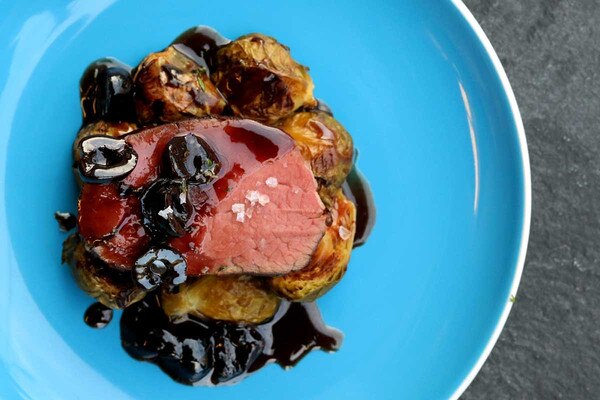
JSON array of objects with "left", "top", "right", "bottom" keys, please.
[{"left": 460, "top": 1, "right": 600, "bottom": 399}]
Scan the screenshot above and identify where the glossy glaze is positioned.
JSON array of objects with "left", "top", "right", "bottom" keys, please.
[
  {"left": 83, "top": 302, "right": 113, "bottom": 328},
  {"left": 121, "top": 294, "right": 341, "bottom": 386},
  {"left": 79, "top": 58, "right": 136, "bottom": 124},
  {"left": 342, "top": 167, "right": 376, "bottom": 247},
  {"left": 171, "top": 26, "right": 230, "bottom": 72}
]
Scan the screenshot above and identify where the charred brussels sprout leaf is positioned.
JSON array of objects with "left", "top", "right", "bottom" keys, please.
[
  {"left": 212, "top": 33, "right": 316, "bottom": 123},
  {"left": 133, "top": 45, "right": 227, "bottom": 123},
  {"left": 63, "top": 235, "right": 147, "bottom": 309}
]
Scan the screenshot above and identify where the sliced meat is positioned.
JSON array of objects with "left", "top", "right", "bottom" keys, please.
[
  {"left": 78, "top": 183, "right": 127, "bottom": 239},
  {"left": 82, "top": 118, "right": 327, "bottom": 275},
  {"left": 171, "top": 149, "right": 326, "bottom": 275},
  {"left": 78, "top": 184, "right": 150, "bottom": 269},
  {"left": 122, "top": 118, "right": 294, "bottom": 190},
  {"left": 92, "top": 206, "right": 151, "bottom": 270}
]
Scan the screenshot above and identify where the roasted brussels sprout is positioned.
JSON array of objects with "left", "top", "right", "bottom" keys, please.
[
  {"left": 63, "top": 235, "right": 146, "bottom": 309},
  {"left": 212, "top": 33, "right": 316, "bottom": 123},
  {"left": 133, "top": 45, "right": 227, "bottom": 123},
  {"left": 277, "top": 110, "right": 354, "bottom": 205},
  {"left": 162, "top": 275, "right": 280, "bottom": 324},
  {"left": 269, "top": 191, "right": 356, "bottom": 301}
]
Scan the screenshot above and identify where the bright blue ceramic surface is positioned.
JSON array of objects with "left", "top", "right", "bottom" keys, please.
[{"left": 0, "top": 1, "right": 529, "bottom": 399}]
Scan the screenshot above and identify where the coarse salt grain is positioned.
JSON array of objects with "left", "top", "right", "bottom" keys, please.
[
  {"left": 236, "top": 212, "right": 245, "bottom": 223},
  {"left": 265, "top": 177, "right": 278, "bottom": 188},
  {"left": 258, "top": 194, "right": 270, "bottom": 206},
  {"left": 338, "top": 226, "right": 352, "bottom": 241},
  {"left": 245, "top": 207, "right": 254, "bottom": 218},
  {"left": 231, "top": 203, "right": 245, "bottom": 213},
  {"left": 245, "top": 190, "right": 260, "bottom": 204}
]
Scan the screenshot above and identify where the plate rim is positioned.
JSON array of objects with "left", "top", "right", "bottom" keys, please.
[{"left": 449, "top": 1, "right": 531, "bottom": 399}]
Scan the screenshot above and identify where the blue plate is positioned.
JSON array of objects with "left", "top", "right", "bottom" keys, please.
[{"left": 0, "top": 0, "right": 530, "bottom": 399}]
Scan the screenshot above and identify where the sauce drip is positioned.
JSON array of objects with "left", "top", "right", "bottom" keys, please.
[
  {"left": 84, "top": 302, "right": 114, "bottom": 328},
  {"left": 250, "top": 301, "right": 342, "bottom": 371},
  {"left": 342, "top": 167, "right": 376, "bottom": 247},
  {"left": 121, "top": 294, "right": 342, "bottom": 386}
]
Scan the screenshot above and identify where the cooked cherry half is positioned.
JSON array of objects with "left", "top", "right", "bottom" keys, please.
[
  {"left": 164, "top": 134, "right": 219, "bottom": 183},
  {"left": 134, "top": 247, "right": 187, "bottom": 290},
  {"left": 80, "top": 58, "right": 136, "bottom": 123},
  {"left": 141, "top": 179, "right": 193, "bottom": 237},
  {"left": 78, "top": 136, "right": 137, "bottom": 182}
]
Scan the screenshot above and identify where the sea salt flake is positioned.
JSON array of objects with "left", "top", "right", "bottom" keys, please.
[
  {"left": 158, "top": 206, "right": 173, "bottom": 219},
  {"left": 245, "top": 190, "right": 260, "bottom": 204},
  {"left": 231, "top": 203, "right": 245, "bottom": 213},
  {"left": 201, "top": 266, "right": 209, "bottom": 274},
  {"left": 245, "top": 207, "right": 254, "bottom": 218},
  {"left": 258, "top": 194, "right": 270, "bottom": 206},
  {"left": 265, "top": 177, "right": 278, "bottom": 188},
  {"left": 338, "top": 226, "right": 352, "bottom": 241},
  {"left": 236, "top": 212, "right": 245, "bottom": 223}
]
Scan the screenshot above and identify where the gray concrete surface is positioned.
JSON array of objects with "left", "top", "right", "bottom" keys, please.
[{"left": 460, "top": 0, "right": 600, "bottom": 399}]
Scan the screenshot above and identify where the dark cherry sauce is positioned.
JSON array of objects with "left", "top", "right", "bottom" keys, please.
[
  {"left": 54, "top": 211, "right": 77, "bottom": 232},
  {"left": 250, "top": 301, "right": 343, "bottom": 371},
  {"left": 121, "top": 294, "right": 342, "bottom": 386},
  {"left": 343, "top": 167, "right": 376, "bottom": 248},
  {"left": 84, "top": 302, "right": 114, "bottom": 328}
]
